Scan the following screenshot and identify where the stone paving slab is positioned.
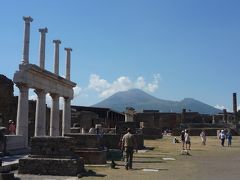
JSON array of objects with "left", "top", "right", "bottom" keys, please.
[{"left": 1, "top": 154, "right": 28, "bottom": 166}]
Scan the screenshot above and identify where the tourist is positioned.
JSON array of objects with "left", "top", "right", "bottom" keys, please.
[
  {"left": 200, "top": 130, "right": 207, "bottom": 146},
  {"left": 88, "top": 126, "right": 95, "bottom": 134},
  {"left": 173, "top": 137, "right": 180, "bottom": 143},
  {"left": 219, "top": 130, "right": 226, "bottom": 147},
  {"left": 121, "top": 128, "right": 137, "bottom": 170},
  {"left": 185, "top": 129, "right": 191, "bottom": 150},
  {"left": 226, "top": 130, "right": 232, "bottom": 147},
  {"left": 8, "top": 120, "right": 16, "bottom": 135},
  {"left": 180, "top": 130, "right": 185, "bottom": 150}
]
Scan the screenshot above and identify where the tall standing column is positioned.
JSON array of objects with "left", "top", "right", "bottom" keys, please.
[
  {"left": 233, "top": 93, "right": 238, "bottom": 125},
  {"left": 34, "top": 89, "right": 46, "bottom": 136},
  {"left": 62, "top": 97, "right": 71, "bottom": 136},
  {"left": 50, "top": 93, "right": 60, "bottom": 136},
  {"left": 39, "top": 28, "right": 48, "bottom": 69},
  {"left": 53, "top": 40, "right": 61, "bottom": 75},
  {"left": 22, "top": 16, "right": 33, "bottom": 65},
  {"left": 16, "top": 83, "right": 29, "bottom": 147},
  {"left": 64, "top": 48, "right": 72, "bottom": 80}
]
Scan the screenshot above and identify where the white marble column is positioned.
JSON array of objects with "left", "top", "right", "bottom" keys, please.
[
  {"left": 53, "top": 40, "right": 61, "bottom": 75},
  {"left": 39, "top": 28, "right": 48, "bottom": 69},
  {"left": 16, "top": 83, "right": 29, "bottom": 147},
  {"left": 22, "top": 16, "right": 33, "bottom": 65},
  {"left": 34, "top": 89, "right": 46, "bottom": 136},
  {"left": 50, "top": 93, "right": 60, "bottom": 136},
  {"left": 62, "top": 97, "right": 71, "bottom": 136},
  {"left": 64, "top": 48, "right": 72, "bottom": 80}
]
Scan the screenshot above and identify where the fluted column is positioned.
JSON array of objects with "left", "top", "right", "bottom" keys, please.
[
  {"left": 50, "top": 93, "right": 60, "bottom": 136},
  {"left": 34, "top": 89, "right": 46, "bottom": 136},
  {"left": 64, "top": 48, "right": 72, "bottom": 80},
  {"left": 39, "top": 28, "right": 48, "bottom": 69},
  {"left": 16, "top": 83, "right": 29, "bottom": 147},
  {"left": 62, "top": 97, "right": 71, "bottom": 136},
  {"left": 53, "top": 40, "right": 61, "bottom": 75},
  {"left": 22, "top": 16, "right": 33, "bottom": 65}
]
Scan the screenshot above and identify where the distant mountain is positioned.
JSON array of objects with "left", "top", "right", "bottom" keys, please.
[{"left": 92, "top": 89, "right": 222, "bottom": 114}]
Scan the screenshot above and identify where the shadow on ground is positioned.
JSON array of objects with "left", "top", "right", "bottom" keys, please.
[
  {"left": 133, "top": 160, "right": 165, "bottom": 163},
  {"left": 81, "top": 169, "right": 106, "bottom": 178}
]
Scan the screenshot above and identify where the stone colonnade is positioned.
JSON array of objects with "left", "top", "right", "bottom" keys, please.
[{"left": 14, "top": 16, "right": 76, "bottom": 147}]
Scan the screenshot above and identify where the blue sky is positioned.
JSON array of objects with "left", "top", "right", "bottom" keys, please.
[{"left": 0, "top": 0, "right": 240, "bottom": 111}]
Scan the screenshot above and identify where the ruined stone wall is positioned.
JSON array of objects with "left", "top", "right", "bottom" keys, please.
[{"left": 0, "top": 75, "right": 18, "bottom": 127}]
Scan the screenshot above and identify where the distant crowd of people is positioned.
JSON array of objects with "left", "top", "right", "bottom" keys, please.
[{"left": 173, "top": 128, "right": 233, "bottom": 151}]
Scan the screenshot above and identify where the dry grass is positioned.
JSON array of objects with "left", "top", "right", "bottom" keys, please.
[
  {"left": 15, "top": 136, "right": 240, "bottom": 180},
  {"left": 85, "top": 136, "right": 240, "bottom": 180}
]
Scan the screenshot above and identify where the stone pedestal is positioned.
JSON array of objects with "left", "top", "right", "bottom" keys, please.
[
  {"left": 65, "top": 134, "right": 107, "bottom": 164},
  {"left": 18, "top": 137, "right": 84, "bottom": 176}
]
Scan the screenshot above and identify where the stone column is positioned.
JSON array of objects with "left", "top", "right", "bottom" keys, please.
[
  {"left": 34, "top": 89, "right": 46, "bottom": 136},
  {"left": 16, "top": 83, "right": 29, "bottom": 147},
  {"left": 64, "top": 48, "right": 72, "bottom": 80},
  {"left": 62, "top": 97, "right": 71, "bottom": 136},
  {"left": 53, "top": 40, "right": 61, "bottom": 75},
  {"left": 22, "top": 16, "right": 33, "bottom": 65},
  {"left": 39, "top": 28, "right": 48, "bottom": 69},
  {"left": 50, "top": 93, "right": 60, "bottom": 136}
]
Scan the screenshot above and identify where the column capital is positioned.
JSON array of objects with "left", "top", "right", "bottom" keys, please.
[
  {"left": 53, "top": 40, "right": 61, "bottom": 44},
  {"left": 50, "top": 93, "right": 60, "bottom": 99},
  {"left": 23, "top": 16, "right": 33, "bottom": 23},
  {"left": 16, "top": 83, "right": 28, "bottom": 91},
  {"left": 39, "top": 27, "right": 48, "bottom": 33},
  {"left": 64, "top": 48, "right": 72, "bottom": 52},
  {"left": 63, "top": 96, "right": 72, "bottom": 101},
  {"left": 34, "top": 89, "right": 46, "bottom": 96}
]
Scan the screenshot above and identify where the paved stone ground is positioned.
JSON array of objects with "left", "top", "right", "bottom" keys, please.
[{"left": 8, "top": 136, "right": 240, "bottom": 179}]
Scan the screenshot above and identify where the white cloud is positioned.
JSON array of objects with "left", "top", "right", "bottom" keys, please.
[
  {"left": 88, "top": 73, "right": 161, "bottom": 98},
  {"left": 99, "top": 76, "right": 132, "bottom": 98},
  {"left": 135, "top": 76, "right": 146, "bottom": 89},
  {"left": 73, "top": 85, "right": 82, "bottom": 97},
  {"left": 215, "top": 104, "right": 225, "bottom": 110},
  {"left": 88, "top": 74, "right": 110, "bottom": 91}
]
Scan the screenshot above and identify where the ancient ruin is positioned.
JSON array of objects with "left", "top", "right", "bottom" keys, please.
[
  {"left": 12, "top": 16, "right": 84, "bottom": 176},
  {"left": 13, "top": 16, "right": 76, "bottom": 148}
]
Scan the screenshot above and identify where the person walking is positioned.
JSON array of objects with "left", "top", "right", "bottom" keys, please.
[
  {"left": 121, "top": 128, "right": 137, "bottom": 170},
  {"left": 219, "top": 130, "right": 226, "bottom": 147},
  {"left": 180, "top": 130, "right": 185, "bottom": 150},
  {"left": 200, "top": 130, "right": 207, "bottom": 146},
  {"left": 226, "top": 130, "right": 232, "bottom": 147},
  {"left": 185, "top": 129, "right": 191, "bottom": 150}
]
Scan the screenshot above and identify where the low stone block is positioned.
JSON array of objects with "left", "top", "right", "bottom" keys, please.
[
  {"left": 18, "top": 157, "right": 84, "bottom": 176},
  {"left": 75, "top": 148, "right": 107, "bottom": 164},
  {"left": 30, "top": 136, "right": 75, "bottom": 158}
]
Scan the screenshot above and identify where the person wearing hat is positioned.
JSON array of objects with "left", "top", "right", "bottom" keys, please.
[
  {"left": 8, "top": 120, "right": 16, "bottom": 135},
  {"left": 121, "top": 128, "right": 137, "bottom": 170},
  {"left": 219, "top": 130, "right": 226, "bottom": 147}
]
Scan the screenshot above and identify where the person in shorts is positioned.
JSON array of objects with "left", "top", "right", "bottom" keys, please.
[
  {"left": 185, "top": 129, "right": 191, "bottom": 150},
  {"left": 180, "top": 130, "right": 185, "bottom": 150}
]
